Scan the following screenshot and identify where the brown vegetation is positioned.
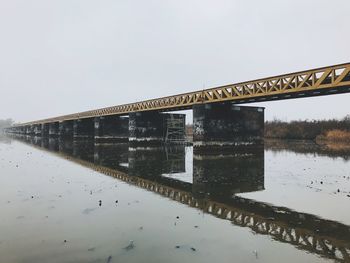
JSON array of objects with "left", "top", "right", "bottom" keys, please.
[
  {"left": 265, "top": 116, "right": 350, "bottom": 142},
  {"left": 316, "top": 129, "right": 350, "bottom": 143}
]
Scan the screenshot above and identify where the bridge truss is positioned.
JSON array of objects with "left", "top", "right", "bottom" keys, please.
[{"left": 18, "top": 63, "right": 350, "bottom": 126}]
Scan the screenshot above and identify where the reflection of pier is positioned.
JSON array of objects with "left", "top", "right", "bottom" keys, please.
[
  {"left": 11, "top": 135, "right": 350, "bottom": 262},
  {"left": 193, "top": 151, "right": 264, "bottom": 198}
]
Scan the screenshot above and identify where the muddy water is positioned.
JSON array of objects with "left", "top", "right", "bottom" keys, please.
[{"left": 0, "top": 136, "right": 349, "bottom": 263}]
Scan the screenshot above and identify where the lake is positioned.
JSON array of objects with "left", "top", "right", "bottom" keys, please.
[{"left": 0, "top": 135, "right": 349, "bottom": 263}]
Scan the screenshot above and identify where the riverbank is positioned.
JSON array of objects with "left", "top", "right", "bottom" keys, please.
[
  {"left": 265, "top": 116, "right": 350, "bottom": 143},
  {"left": 316, "top": 129, "right": 350, "bottom": 143}
]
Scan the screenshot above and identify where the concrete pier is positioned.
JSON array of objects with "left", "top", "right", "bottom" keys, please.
[
  {"left": 94, "top": 116, "right": 129, "bottom": 142},
  {"left": 26, "top": 125, "right": 34, "bottom": 135},
  {"left": 33, "top": 124, "right": 42, "bottom": 136},
  {"left": 73, "top": 118, "right": 94, "bottom": 139},
  {"left": 17, "top": 126, "right": 25, "bottom": 134},
  {"left": 193, "top": 103, "right": 264, "bottom": 150},
  {"left": 42, "top": 123, "right": 50, "bottom": 137},
  {"left": 59, "top": 120, "right": 74, "bottom": 138},
  {"left": 129, "top": 112, "right": 185, "bottom": 145},
  {"left": 49, "top": 122, "right": 59, "bottom": 137}
]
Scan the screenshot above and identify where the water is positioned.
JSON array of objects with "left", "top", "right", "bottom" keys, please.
[{"left": 0, "top": 135, "right": 349, "bottom": 263}]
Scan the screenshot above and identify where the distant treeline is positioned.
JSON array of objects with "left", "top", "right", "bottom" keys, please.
[
  {"left": 265, "top": 116, "right": 350, "bottom": 142},
  {"left": 0, "top": 119, "right": 14, "bottom": 132}
]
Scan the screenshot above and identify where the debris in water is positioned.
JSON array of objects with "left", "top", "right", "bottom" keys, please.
[
  {"left": 175, "top": 245, "right": 180, "bottom": 249},
  {"left": 191, "top": 247, "right": 196, "bottom": 252},
  {"left": 194, "top": 225, "right": 199, "bottom": 228},
  {"left": 123, "top": 240, "right": 134, "bottom": 250},
  {"left": 88, "top": 247, "right": 95, "bottom": 252}
]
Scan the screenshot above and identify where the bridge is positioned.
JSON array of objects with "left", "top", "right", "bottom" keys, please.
[
  {"left": 11, "top": 135, "right": 350, "bottom": 262},
  {"left": 5, "top": 63, "right": 350, "bottom": 147}
]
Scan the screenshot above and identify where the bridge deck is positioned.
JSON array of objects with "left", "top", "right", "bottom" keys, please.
[{"left": 18, "top": 62, "right": 350, "bottom": 126}]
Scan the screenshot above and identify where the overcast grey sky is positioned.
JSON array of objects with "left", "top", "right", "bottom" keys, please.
[{"left": 0, "top": 0, "right": 349, "bottom": 123}]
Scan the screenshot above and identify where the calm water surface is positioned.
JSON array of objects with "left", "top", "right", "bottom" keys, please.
[{"left": 0, "top": 136, "right": 349, "bottom": 263}]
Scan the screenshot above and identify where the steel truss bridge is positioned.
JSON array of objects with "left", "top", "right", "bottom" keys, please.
[
  {"left": 14, "top": 136, "right": 350, "bottom": 262},
  {"left": 18, "top": 62, "right": 350, "bottom": 126}
]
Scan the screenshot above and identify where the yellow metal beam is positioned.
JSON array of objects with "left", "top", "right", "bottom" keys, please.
[{"left": 17, "top": 62, "right": 350, "bottom": 126}]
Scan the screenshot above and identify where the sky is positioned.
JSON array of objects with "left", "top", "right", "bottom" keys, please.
[{"left": 0, "top": 0, "right": 349, "bottom": 124}]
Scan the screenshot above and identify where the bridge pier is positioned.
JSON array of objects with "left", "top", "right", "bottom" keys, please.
[
  {"left": 13, "top": 127, "right": 21, "bottom": 134},
  {"left": 73, "top": 118, "right": 94, "bottom": 139},
  {"left": 193, "top": 103, "right": 264, "bottom": 150},
  {"left": 41, "top": 123, "right": 50, "bottom": 137},
  {"left": 33, "top": 124, "right": 42, "bottom": 136},
  {"left": 94, "top": 116, "right": 129, "bottom": 142},
  {"left": 49, "top": 122, "right": 60, "bottom": 137},
  {"left": 129, "top": 112, "right": 185, "bottom": 145},
  {"left": 26, "top": 125, "right": 34, "bottom": 135},
  {"left": 59, "top": 120, "right": 74, "bottom": 138}
]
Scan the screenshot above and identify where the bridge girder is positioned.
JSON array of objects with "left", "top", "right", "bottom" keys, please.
[{"left": 15, "top": 62, "right": 350, "bottom": 126}]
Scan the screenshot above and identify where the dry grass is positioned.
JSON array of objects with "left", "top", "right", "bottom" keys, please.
[{"left": 317, "top": 129, "right": 350, "bottom": 143}]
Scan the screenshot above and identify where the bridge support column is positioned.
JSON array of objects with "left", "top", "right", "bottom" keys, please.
[
  {"left": 33, "top": 124, "right": 42, "bottom": 136},
  {"left": 59, "top": 120, "right": 74, "bottom": 138},
  {"left": 193, "top": 103, "right": 264, "bottom": 150},
  {"left": 73, "top": 118, "right": 94, "bottom": 139},
  {"left": 26, "top": 125, "right": 34, "bottom": 135},
  {"left": 129, "top": 112, "right": 185, "bottom": 145},
  {"left": 49, "top": 122, "right": 59, "bottom": 137},
  {"left": 94, "top": 116, "right": 129, "bottom": 142},
  {"left": 41, "top": 123, "right": 50, "bottom": 137}
]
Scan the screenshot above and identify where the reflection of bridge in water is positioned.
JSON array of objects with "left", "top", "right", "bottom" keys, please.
[{"left": 12, "top": 135, "right": 350, "bottom": 262}]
